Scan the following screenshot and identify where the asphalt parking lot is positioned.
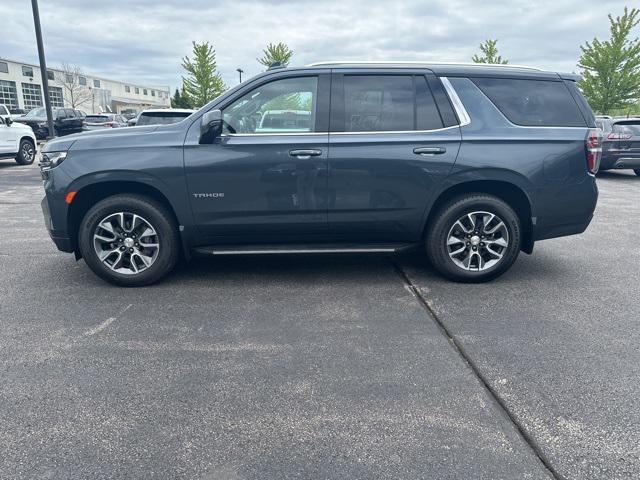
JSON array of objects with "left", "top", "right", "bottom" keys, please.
[{"left": 1, "top": 159, "right": 639, "bottom": 480}]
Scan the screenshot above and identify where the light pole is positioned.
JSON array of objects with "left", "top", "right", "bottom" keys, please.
[
  {"left": 30, "top": 0, "right": 55, "bottom": 139},
  {"left": 236, "top": 68, "right": 244, "bottom": 83}
]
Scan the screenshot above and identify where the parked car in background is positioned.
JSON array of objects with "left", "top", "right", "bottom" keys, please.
[
  {"left": 129, "top": 108, "right": 194, "bottom": 127},
  {"left": 9, "top": 108, "right": 27, "bottom": 119},
  {"left": 14, "top": 107, "right": 84, "bottom": 139},
  {"left": 598, "top": 117, "right": 640, "bottom": 176},
  {"left": 0, "top": 116, "right": 37, "bottom": 165},
  {"left": 83, "top": 113, "right": 128, "bottom": 131},
  {"left": 0, "top": 104, "right": 10, "bottom": 121},
  {"left": 40, "top": 62, "right": 599, "bottom": 286}
]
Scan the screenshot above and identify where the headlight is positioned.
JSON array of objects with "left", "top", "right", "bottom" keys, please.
[{"left": 39, "top": 151, "right": 67, "bottom": 171}]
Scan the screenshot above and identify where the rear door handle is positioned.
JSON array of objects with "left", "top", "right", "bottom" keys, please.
[
  {"left": 413, "top": 147, "right": 446, "bottom": 156},
  {"left": 289, "top": 149, "right": 323, "bottom": 159}
]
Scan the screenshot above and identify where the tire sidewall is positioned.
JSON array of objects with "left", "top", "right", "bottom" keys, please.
[
  {"left": 427, "top": 195, "right": 521, "bottom": 282},
  {"left": 16, "top": 139, "right": 35, "bottom": 165},
  {"left": 78, "top": 195, "right": 179, "bottom": 287}
]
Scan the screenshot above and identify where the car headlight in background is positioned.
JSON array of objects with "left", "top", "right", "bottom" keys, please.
[
  {"left": 39, "top": 151, "right": 68, "bottom": 171},
  {"left": 36, "top": 121, "right": 48, "bottom": 128}
]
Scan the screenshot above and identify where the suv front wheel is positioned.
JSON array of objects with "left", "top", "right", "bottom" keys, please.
[
  {"left": 426, "top": 194, "right": 521, "bottom": 282},
  {"left": 78, "top": 194, "right": 180, "bottom": 286}
]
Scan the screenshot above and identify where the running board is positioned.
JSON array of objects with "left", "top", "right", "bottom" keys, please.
[{"left": 192, "top": 243, "right": 418, "bottom": 256}]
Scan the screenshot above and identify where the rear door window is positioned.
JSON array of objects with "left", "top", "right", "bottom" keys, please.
[
  {"left": 339, "top": 75, "right": 444, "bottom": 132},
  {"left": 471, "top": 78, "right": 587, "bottom": 127},
  {"left": 612, "top": 122, "right": 640, "bottom": 136}
]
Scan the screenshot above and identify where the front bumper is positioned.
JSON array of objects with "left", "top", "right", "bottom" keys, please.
[{"left": 41, "top": 195, "right": 74, "bottom": 252}]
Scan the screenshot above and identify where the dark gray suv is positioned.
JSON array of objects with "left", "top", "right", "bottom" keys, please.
[{"left": 40, "top": 62, "right": 600, "bottom": 286}]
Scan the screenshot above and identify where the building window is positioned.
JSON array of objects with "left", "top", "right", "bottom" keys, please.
[
  {"left": 21, "top": 82, "right": 42, "bottom": 110},
  {"left": 125, "top": 85, "right": 130, "bottom": 93},
  {"left": 143, "top": 89, "right": 148, "bottom": 95},
  {"left": 22, "top": 66, "right": 34, "bottom": 77},
  {"left": 93, "top": 79, "right": 101, "bottom": 88},
  {"left": 0, "top": 62, "right": 8, "bottom": 74},
  {"left": 135, "top": 87, "right": 139, "bottom": 94},
  {"left": 79, "top": 76, "right": 86, "bottom": 86},
  {"left": 47, "top": 70, "right": 55, "bottom": 81},
  {"left": 65, "top": 74, "right": 73, "bottom": 83},
  {"left": 48, "top": 86, "right": 64, "bottom": 107},
  {"left": 0, "top": 80, "right": 18, "bottom": 109},
  {"left": 151, "top": 90, "right": 155, "bottom": 97}
]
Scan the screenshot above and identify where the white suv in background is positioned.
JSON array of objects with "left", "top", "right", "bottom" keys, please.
[{"left": 0, "top": 116, "right": 37, "bottom": 165}]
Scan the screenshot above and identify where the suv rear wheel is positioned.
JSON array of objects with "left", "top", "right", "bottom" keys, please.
[
  {"left": 78, "top": 194, "right": 180, "bottom": 286},
  {"left": 15, "top": 138, "right": 36, "bottom": 165},
  {"left": 426, "top": 194, "right": 521, "bottom": 282}
]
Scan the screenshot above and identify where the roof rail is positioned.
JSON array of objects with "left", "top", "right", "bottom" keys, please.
[{"left": 306, "top": 60, "right": 542, "bottom": 71}]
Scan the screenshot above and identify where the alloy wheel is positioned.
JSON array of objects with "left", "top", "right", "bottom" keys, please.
[
  {"left": 446, "top": 211, "right": 510, "bottom": 272},
  {"left": 21, "top": 142, "right": 35, "bottom": 162},
  {"left": 93, "top": 212, "right": 160, "bottom": 275}
]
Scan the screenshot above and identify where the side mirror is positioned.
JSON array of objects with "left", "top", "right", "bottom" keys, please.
[
  {"left": 5, "top": 117, "right": 12, "bottom": 127},
  {"left": 199, "top": 109, "right": 223, "bottom": 144}
]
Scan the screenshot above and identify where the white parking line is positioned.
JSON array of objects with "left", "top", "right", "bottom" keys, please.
[{"left": 83, "top": 304, "right": 132, "bottom": 337}]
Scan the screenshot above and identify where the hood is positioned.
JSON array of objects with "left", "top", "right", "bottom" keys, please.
[
  {"left": 8, "top": 121, "right": 34, "bottom": 133},
  {"left": 15, "top": 116, "right": 47, "bottom": 124},
  {"left": 43, "top": 124, "right": 162, "bottom": 153}
]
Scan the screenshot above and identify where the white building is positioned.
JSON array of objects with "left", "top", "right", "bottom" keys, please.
[{"left": 0, "top": 57, "right": 170, "bottom": 115}]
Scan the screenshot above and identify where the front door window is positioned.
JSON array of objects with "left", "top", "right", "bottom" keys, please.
[{"left": 222, "top": 77, "right": 318, "bottom": 134}]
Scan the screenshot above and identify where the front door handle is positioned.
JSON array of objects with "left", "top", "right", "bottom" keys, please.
[
  {"left": 289, "top": 149, "right": 322, "bottom": 159},
  {"left": 413, "top": 147, "right": 446, "bottom": 156}
]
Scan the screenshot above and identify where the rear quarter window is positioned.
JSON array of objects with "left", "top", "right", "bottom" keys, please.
[{"left": 471, "top": 78, "right": 587, "bottom": 127}]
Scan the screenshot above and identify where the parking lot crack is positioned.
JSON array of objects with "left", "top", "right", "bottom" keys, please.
[{"left": 391, "top": 261, "right": 563, "bottom": 480}]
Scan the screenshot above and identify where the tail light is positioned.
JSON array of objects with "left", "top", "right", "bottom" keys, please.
[
  {"left": 586, "top": 129, "right": 602, "bottom": 174},
  {"left": 607, "top": 132, "right": 632, "bottom": 140},
  {"left": 105, "top": 122, "right": 114, "bottom": 127}
]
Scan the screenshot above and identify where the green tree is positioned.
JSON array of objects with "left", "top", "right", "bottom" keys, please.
[
  {"left": 171, "top": 88, "right": 192, "bottom": 109},
  {"left": 472, "top": 39, "right": 508, "bottom": 64},
  {"left": 257, "top": 42, "right": 294, "bottom": 69},
  {"left": 578, "top": 7, "right": 640, "bottom": 115},
  {"left": 181, "top": 41, "right": 226, "bottom": 108}
]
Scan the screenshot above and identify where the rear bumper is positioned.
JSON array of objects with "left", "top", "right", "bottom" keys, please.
[
  {"left": 41, "top": 195, "right": 74, "bottom": 252},
  {"left": 600, "top": 152, "right": 640, "bottom": 170},
  {"left": 532, "top": 176, "right": 598, "bottom": 241}
]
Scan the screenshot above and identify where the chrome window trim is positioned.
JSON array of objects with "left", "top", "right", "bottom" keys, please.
[
  {"left": 330, "top": 125, "right": 461, "bottom": 135},
  {"left": 440, "top": 77, "right": 471, "bottom": 126},
  {"left": 223, "top": 132, "right": 327, "bottom": 137}
]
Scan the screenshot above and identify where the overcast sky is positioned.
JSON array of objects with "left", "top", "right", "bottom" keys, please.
[{"left": 0, "top": 0, "right": 631, "bottom": 91}]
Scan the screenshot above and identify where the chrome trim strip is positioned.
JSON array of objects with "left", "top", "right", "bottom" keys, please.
[
  {"left": 440, "top": 77, "right": 471, "bottom": 126},
  {"left": 330, "top": 125, "right": 461, "bottom": 135},
  {"left": 210, "top": 247, "right": 397, "bottom": 255},
  {"left": 224, "top": 132, "right": 328, "bottom": 137},
  {"left": 306, "top": 61, "right": 542, "bottom": 71}
]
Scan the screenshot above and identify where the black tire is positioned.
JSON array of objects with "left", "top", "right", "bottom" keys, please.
[
  {"left": 425, "top": 194, "right": 521, "bottom": 283},
  {"left": 634, "top": 169, "right": 640, "bottom": 177},
  {"left": 15, "top": 138, "right": 36, "bottom": 165},
  {"left": 78, "top": 194, "right": 180, "bottom": 287}
]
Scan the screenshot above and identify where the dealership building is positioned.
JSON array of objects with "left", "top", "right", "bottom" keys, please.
[{"left": 0, "top": 57, "right": 170, "bottom": 115}]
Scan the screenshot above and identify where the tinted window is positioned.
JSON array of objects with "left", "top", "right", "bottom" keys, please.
[
  {"left": 612, "top": 121, "right": 640, "bottom": 136},
  {"left": 22, "top": 66, "right": 34, "bottom": 77},
  {"left": 93, "top": 79, "right": 101, "bottom": 88},
  {"left": 86, "top": 115, "right": 109, "bottom": 122},
  {"left": 79, "top": 76, "right": 87, "bottom": 86},
  {"left": 416, "top": 76, "right": 444, "bottom": 130},
  {"left": 0, "top": 62, "right": 8, "bottom": 74},
  {"left": 472, "top": 78, "right": 587, "bottom": 127},
  {"left": 343, "top": 75, "right": 413, "bottom": 132},
  {"left": 136, "top": 111, "right": 192, "bottom": 126},
  {"left": 222, "top": 76, "right": 318, "bottom": 134}
]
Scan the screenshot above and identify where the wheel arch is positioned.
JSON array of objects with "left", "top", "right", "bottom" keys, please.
[
  {"left": 67, "top": 180, "right": 185, "bottom": 258},
  {"left": 424, "top": 179, "right": 534, "bottom": 254}
]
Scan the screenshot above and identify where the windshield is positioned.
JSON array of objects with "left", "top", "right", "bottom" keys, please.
[
  {"left": 25, "top": 107, "right": 48, "bottom": 118},
  {"left": 136, "top": 112, "right": 192, "bottom": 126}
]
